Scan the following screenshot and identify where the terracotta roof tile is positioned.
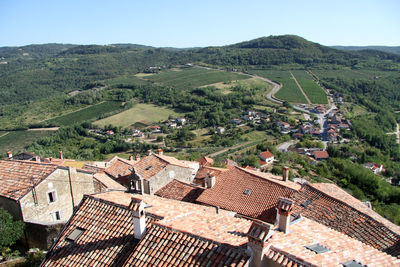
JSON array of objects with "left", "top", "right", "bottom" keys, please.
[
  {"left": 193, "top": 166, "right": 227, "bottom": 185},
  {"left": 198, "top": 156, "right": 214, "bottom": 167},
  {"left": 292, "top": 183, "right": 400, "bottom": 258},
  {"left": 196, "top": 167, "right": 300, "bottom": 223},
  {"left": 153, "top": 154, "right": 191, "bottom": 168},
  {"left": 260, "top": 150, "right": 274, "bottom": 159},
  {"left": 313, "top": 150, "right": 329, "bottom": 159},
  {"left": 0, "top": 160, "right": 58, "bottom": 200},
  {"left": 133, "top": 154, "right": 168, "bottom": 180},
  {"left": 93, "top": 173, "right": 126, "bottom": 191},
  {"left": 267, "top": 217, "right": 400, "bottom": 266},
  {"left": 104, "top": 158, "right": 135, "bottom": 179},
  {"left": 155, "top": 179, "right": 204, "bottom": 202}
]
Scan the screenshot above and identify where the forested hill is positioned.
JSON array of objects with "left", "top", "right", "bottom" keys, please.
[
  {"left": 332, "top": 45, "right": 400, "bottom": 55},
  {"left": 1, "top": 35, "right": 400, "bottom": 107}
]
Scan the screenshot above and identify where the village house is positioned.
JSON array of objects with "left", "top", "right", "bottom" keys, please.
[
  {"left": 215, "top": 126, "right": 225, "bottom": 134},
  {"left": 41, "top": 191, "right": 400, "bottom": 266},
  {"left": 312, "top": 150, "right": 330, "bottom": 160},
  {"left": 364, "top": 162, "right": 384, "bottom": 174},
  {"left": 0, "top": 160, "right": 97, "bottom": 248},
  {"left": 148, "top": 125, "right": 161, "bottom": 133},
  {"left": 258, "top": 150, "right": 274, "bottom": 168}
]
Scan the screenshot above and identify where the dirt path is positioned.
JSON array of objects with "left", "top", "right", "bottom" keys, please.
[
  {"left": 0, "top": 132, "right": 9, "bottom": 138},
  {"left": 290, "top": 71, "right": 312, "bottom": 104},
  {"left": 387, "top": 124, "right": 400, "bottom": 144},
  {"left": 28, "top": 127, "right": 60, "bottom": 131},
  {"left": 207, "top": 141, "right": 253, "bottom": 157}
]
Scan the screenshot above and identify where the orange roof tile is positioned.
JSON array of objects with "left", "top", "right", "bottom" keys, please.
[
  {"left": 193, "top": 166, "right": 227, "bottom": 185},
  {"left": 155, "top": 179, "right": 204, "bottom": 202},
  {"left": 292, "top": 183, "right": 400, "bottom": 258},
  {"left": 313, "top": 150, "right": 329, "bottom": 159},
  {"left": 267, "top": 217, "right": 400, "bottom": 266},
  {"left": 153, "top": 153, "right": 191, "bottom": 168},
  {"left": 104, "top": 157, "right": 135, "bottom": 179},
  {"left": 198, "top": 156, "right": 214, "bottom": 166},
  {"left": 93, "top": 173, "right": 126, "bottom": 191},
  {"left": 0, "top": 160, "right": 58, "bottom": 200},
  {"left": 196, "top": 167, "right": 299, "bottom": 223},
  {"left": 133, "top": 154, "right": 168, "bottom": 180},
  {"left": 260, "top": 150, "right": 274, "bottom": 159}
]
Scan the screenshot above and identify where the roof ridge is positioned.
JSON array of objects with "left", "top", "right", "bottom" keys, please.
[
  {"left": 152, "top": 154, "right": 191, "bottom": 168},
  {"left": 237, "top": 167, "right": 299, "bottom": 191},
  {"left": 1, "top": 159, "right": 59, "bottom": 167},
  {"left": 303, "top": 183, "right": 400, "bottom": 236}
]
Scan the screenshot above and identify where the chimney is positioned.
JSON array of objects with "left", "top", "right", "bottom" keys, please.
[
  {"left": 59, "top": 151, "right": 63, "bottom": 159},
  {"left": 157, "top": 148, "right": 163, "bottom": 155},
  {"left": 147, "top": 150, "right": 153, "bottom": 156},
  {"left": 135, "top": 154, "right": 141, "bottom": 161},
  {"left": 247, "top": 221, "right": 274, "bottom": 267},
  {"left": 282, "top": 166, "right": 289, "bottom": 181},
  {"left": 277, "top": 197, "right": 294, "bottom": 234},
  {"left": 7, "top": 151, "right": 12, "bottom": 159},
  {"left": 129, "top": 197, "right": 147, "bottom": 240},
  {"left": 129, "top": 155, "right": 134, "bottom": 161},
  {"left": 204, "top": 173, "right": 216, "bottom": 188}
]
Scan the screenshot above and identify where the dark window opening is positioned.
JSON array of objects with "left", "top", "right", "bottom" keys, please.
[
  {"left": 66, "top": 227, "right": 85, "bottom": 242},
  {"left": 48, "top": 191, "right": 56, "bottom": 203},
  {"left": 145, "top": 166, "right": 152, "bottom": 170}
]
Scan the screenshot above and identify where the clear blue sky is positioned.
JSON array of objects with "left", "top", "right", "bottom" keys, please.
[{"left": 0, "top": 0, "right": 399, "bottom": 47}]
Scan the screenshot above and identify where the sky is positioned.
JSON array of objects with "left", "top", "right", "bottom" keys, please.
[{"left": 0, "top": 0, "right": 399, "bottom": 47}]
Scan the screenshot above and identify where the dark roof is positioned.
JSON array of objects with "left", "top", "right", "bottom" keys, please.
[
  {"left": 123, "top": 223, "right": 249, "bottom": 266},
  {"left": 42, "top": 195, "right": 155, "bottom": 267},
  {"left": 0, "top": 160, "right": 58, "bottom": 200},
  {"left": 292, "top": 183, "right": 400, "bottom": 258},
  {"left": 155, "top": 179, "right": 204, "bottom": 203},
  {"left": 196, "top": 167, "right": 299, "bottom": 223}
]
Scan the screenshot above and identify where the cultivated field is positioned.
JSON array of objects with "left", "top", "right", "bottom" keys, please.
[
  {"left": 143, "top": 67, "right": 249, "bottom": 89},
  {"left": 94, "top": 103, "right": 182, "bottom": 128},
  {"left": 0, "top": 130, "right": 52, "bottom": 155},
  {"left": 292, "top": 70, "right": 327, "bottom": 104},
  {"left": 46, "top": 101, "right": 124, "bottom": 126},
  {"left": 251, "top": 70, "right": 308, "bottom": 103}
]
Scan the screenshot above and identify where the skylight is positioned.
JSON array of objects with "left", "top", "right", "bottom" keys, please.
[
  {"left": 300, "top": 199, "right": 311, "bottom": 208},
  {"left": 243, "top": 189, "right": 251, "bottom": 196},
  {"left": 145, "top": 166, "right": 152, "bottom": 170},
  {"left": 65, "top": 227, "right": 85, "bottom": 242},
  {"left": 305, "top": 243, "right": 330, "bottom": 254},
  {"left": 342, "top": 260, "right": 367, "bottom": 267}
]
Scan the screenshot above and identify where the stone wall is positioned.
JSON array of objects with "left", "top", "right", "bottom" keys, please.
[
  {"left": 0, "top": 197, "right": 22, "bottom": 220},
  {"left": 23, "top": 221, "right": 65, "bottom": 250},
  {"left": 147, "top": 165, "right": 194, "bottom": 194}
]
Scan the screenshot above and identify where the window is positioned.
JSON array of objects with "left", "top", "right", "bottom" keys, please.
[
  {"left": 243, "top": 189, "right": 252, "bottom": 196},
  {"left": 66, "top": 227, "right": 85, "bottom": 242},
  {"left": 47, "top": 190, "right": 57, "bottom": 203},
  {"left": 52, "top": 211, "right": 61, "bottom": 221},
  {"left": 305, "top": 243, "right": 330, "bottom": 254}
]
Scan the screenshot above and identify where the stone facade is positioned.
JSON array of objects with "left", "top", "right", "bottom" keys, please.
[
  {"left": 19, "top": 167, "right": 95, "bottom": 223},
  {"left": 141, "top": 165, "right": 194, "bottom": 195}
]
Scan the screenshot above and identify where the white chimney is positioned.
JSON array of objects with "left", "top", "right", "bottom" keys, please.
[
  {"left": 147, "top": 150, "right": 153, "bottom": 156},
  {"left": 277, "top": 197, "right": 294, "bottom": 234},
  {"left": 282, "top": 166, "right": 289, "bottom": 181},
  {"left": 129, "top": 197, "right": 147, "bottom": 240},
  {"left": 247, "top": 221, "right": 274, "bottom": 267},
  {"left": 7, "top": 151, "right": 12, "bottom": 159},
  {"left": 204, "top": 173, "right": 216, "bottom": 188}
]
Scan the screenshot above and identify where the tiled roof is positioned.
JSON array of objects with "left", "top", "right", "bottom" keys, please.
[
  {"left": 196, "top": 167, "right": 299, "bottom": 223},
  {"left": 124, "top": 223, "right": 249, "bottom": 266},
  {"left": 42, "top": 195, "right": 154, "bottom": 267},
  {"left": 292, "top": 183, "right": 400, "bottom": 258},
  {"left": 198, "top": 156, "right": 214, "bottom": 166},
  {"left": 313, "top": 150, "right": 329, "bottom": 159},
  {"left": 93, "top": 173, "right": 127, "bottom": 191},
  {"left": 43, "top": 191, "right": 251, "bottom": 266},
  {"left": 260, "top": 150, "right": 274, "bottom": 159},
  {"left": 104, "top": 157, "right": 135, "bottom": 179},
  {"left": 153, "top": 154, "right": 191, "bottom": 168},
  {"left": 133, "top": 154, "right": 168, "bottom": 180},
  {"left": 0, "top": 160, "right": 58, "bottom": 200},
  {"left": 266, "top": 217, "right": 400, "bottom": 266},
  {"left": 155, "top": 179, "right": 204, "bottom": 202},
  {"left": 193, "top": 166, "right": 227, "bottom": 185}
]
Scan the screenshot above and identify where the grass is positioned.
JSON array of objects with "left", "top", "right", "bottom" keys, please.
[
  {"left": 250, "top": 70, "right": 308, "bottom": 103},
  {"left": 104, "top": 75, "right": 149, "bottom": 86},
  {"left": 291, "top": 71, "right": 327, "bottom": 104},
  {"left": 144, "top": 67, "right": 249, "bottom": 90},
  {"left": 241, "top": 130, "right": 271, "bottom": 141},
  {"left": 94, "top": 103, "right": 183, "bottom": 128},
  {"left": 46, "top": 101, "right": 124, "bottom": 126},
  {"left": 0, "top": 130, "right": 52, "bottom": 156}
]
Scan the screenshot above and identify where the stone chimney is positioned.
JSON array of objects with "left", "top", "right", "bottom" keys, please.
[
  {"left": 247, "top": 221, "right": 274, "bottom": 267},
  {"left": 135, "top": 154, "right": 141, "bottom": 161},
  {"left": 129, "top": 155, "right": 134, "bottom": 161},
  {"left": 147, "top": 150, "right": 153, "bottom": 156},
  {"left": 277, "top": 197, "right": 294, "bottom": 234},
  {"left": 7, "top": 151, "right": 12, "bottom": 159},
  {"left": 129, "top": 197, "right": 147, "bottom": 240},
  {"left": 59, "top": 151, "right": 63, "bottom": 159},
  {"left": 282, "top": 166, "right": 289, "bottom": 181},
  {"left": 157, "top": 148, "right": 163, "bottom": 155},
  {"left": 204, "top": 173, "right": 216, "bottom": 188}
]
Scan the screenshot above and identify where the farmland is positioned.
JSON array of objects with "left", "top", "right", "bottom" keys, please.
[
  {"left": 250, "top": 70, "right": 308, "bottom": 103},
  {"left": 143, "top": 67, "right": 249, "bottom": 89},
  {"left": 0, "top": 130, "right": 53, "bottom": 155},
  {"left": 94, "top": 103, "right": 182, "bottom": 128},
  {"left": 46, "top": 101, "right": 124, "bottom": 126},
  {"left": 292, "top": 70, "right": 327, "bottom": 104}
]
